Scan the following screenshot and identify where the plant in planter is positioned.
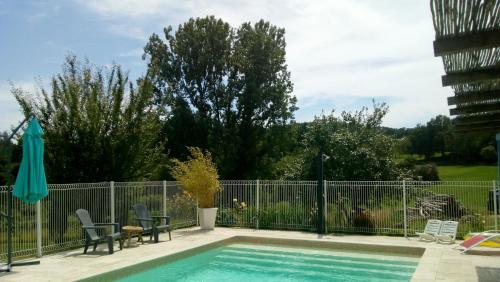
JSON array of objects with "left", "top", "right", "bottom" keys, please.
[{"left": 171, "top": 147, "right": 220, "bottom": 230}]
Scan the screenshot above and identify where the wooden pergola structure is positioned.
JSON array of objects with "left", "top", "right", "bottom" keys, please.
[
  {"left": 430, "top": 0, "right": 500, "bottom": 183},
  {"left": 430, "top": 0, "right": 500, "bottom": 132}
]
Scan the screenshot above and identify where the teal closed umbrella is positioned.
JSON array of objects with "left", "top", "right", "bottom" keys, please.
[{"left": 13, "top": 117, "right": 48, "bottom": 204}]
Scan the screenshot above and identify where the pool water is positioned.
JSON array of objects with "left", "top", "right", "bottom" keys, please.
[{"left": 116, "top": 243, "right": 420, "bottom": 282}]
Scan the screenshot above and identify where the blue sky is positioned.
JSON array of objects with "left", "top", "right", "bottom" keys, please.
[{"left": 0, "top": 0, "right": 452, "bottom": 131}]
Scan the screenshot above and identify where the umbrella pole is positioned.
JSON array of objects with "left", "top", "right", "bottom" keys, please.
[{"left": 1, "top": 114, "right": 40, "bottom": 272}]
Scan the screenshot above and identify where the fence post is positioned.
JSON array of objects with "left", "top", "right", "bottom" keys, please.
[
  {"left": 196, "top": 198, "right": 199, "bottom": 226},
  {"left": 497, "top": 132, "right": 500, "bottom": 230},
  {"left": 163, "top": 180, "right": 167, "bottom": 225},
  {"left": 324, "top": 180, "right": 327, "bottom": 234},
  {"left": 494, "top": 180, "right": 498, "bottom": 231},
  {"left": 256, "top": 180, "right": 260, "bottom": 230},
  {"left": 36, "top": 200, "right": 42, "bottom": 257},
  {"left": 110, "top": 181, "right": 115, "bottom": 233},
  {"left": 403, "top": 180, "right": 407, "bottom": 238},
  {"left": 317, "top": 152, "right": 326, "bottom": 234}
]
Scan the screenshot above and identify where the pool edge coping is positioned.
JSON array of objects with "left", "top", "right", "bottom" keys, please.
[{"left": 77, "top": 235, "right": 426, "bottom": 282}]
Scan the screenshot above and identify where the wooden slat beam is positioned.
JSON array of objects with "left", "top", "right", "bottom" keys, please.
[
  {"left": 442, "top": 68, "right": 500, "bottom": 86},
  {"left": 449, "top": 101, "right": 500, "bottom": 115},
  {"left": 434, "top": 29, "right": 500, "bottom": 56},
  {"left": 454, "top": 122, "right": 500, "bottom": 133},
  {"left": 448, "top": 90, "right": 500, "bottom": 105},
  {"left": 453, "top": 112, "right": 500, "bottom": 125}
]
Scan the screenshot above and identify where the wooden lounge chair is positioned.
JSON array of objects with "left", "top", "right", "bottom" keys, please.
[
  {"left": 459, "top": 231, "right": 500, "bottom": 254},
  {"left": 435, "top": 221, "right": 458, "bottom": 244},
  {"left": 132, "top": 204, "right": 171, "bottom": 243},
  {"left": 416, "top": 219, "right": 442, "bottom": 241},
  {"left": 76, "top": 209, "right": 123, "bottom": 254}
]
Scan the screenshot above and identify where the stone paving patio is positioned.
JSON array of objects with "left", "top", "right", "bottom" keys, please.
[{"left": 1, "top": 227, "right": 499, "bottom": 282}]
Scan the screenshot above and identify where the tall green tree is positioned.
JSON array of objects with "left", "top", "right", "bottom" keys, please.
[
  {"left": 426, "top": 115, "right": 452, "bottom": 156},
  {"left": 0, "top": 132, "right": 22, "bottom": 185},
  {"left": 407, "top": 116, "right": 452, "bottom": 159},
  {"left": 12, "top": 56, "right": 165, "bottom": 243},
  {"left": 400, "top": 114, "right": 495, "bottom": 164},
  {"left": 276, "top": 104, "right": 405, "bottom": 181},
  {"left": 13, "top": 55, "right": 164, "bottom": 183},
  {"left": 229, "top": 20, "right": 297, "bottom": 178},
  {"left": 144, "top": 16, "right": 296, "bottom": 178},
  {"left": 144, "top": 16, "right": 235, "bottom": 174},
  {"left": 409, "top": 124, "right": 432, "bottom": 158},
  {"left": 447, "top": 131, "right": 495, "bottom": 163}
]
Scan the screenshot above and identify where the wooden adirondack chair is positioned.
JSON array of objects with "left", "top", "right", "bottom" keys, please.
[
  {"left": 76, "top": 209, "right": 123, "bottom": 254},
  {"left": 132, "top": 204, "right": 171, "bottom": 243}
]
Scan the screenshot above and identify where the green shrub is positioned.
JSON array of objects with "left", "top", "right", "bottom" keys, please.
[
  {"left": 216, "top": 203, "right": 256, "bottom": 227},
  {"left": 414, "top": 163, "right": 440, "bottom": 181},
  {"left": 352, "top": 212, "right": 375, "bottom": 230},
  {"left": 257, "top": 202, "right": 313, "bottom": 230},
  {"left": 171, "top": 147, "right": 220, "bottom": 208},
  {"left": 217, "top": 208, "right": 239, "bottom": 226},
  {"left": 480, "top": 145, "right": 497, "bottom": 163},
  {"left": 459, "top": 214, "right": 485, "bottom": 234},
  {"left": 166, "top": 191, "right": 197, "bottom": 227},
  {"left": 399, "top": 156, "right": 418, "bottom": 169}
]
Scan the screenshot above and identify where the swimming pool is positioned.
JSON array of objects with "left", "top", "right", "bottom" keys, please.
[{"left": 106, "top": 241, "right": 420, "bottom": 282}]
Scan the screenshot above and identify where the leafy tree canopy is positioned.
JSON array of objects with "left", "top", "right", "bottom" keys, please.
[
  {"left": 13, "top": 55, "right": 164, "bottom": 183},
  {"left": 0, "top": 132, "right": 22, "bottom": 185},
  {"left": 402, "top": 114, "right": 495, "bottom": 164},
  {"left": 143, "top": 16, "right": 297, "bottom": 179},
  {"left": 275, "top": 103, "right": 406, "bottom": 181}
]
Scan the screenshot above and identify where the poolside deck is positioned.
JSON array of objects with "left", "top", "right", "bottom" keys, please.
[{"left": 1, "top": 227, "right": 499, "bottom": 282}]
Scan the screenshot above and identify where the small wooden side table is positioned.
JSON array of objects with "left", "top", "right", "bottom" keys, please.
[{"left": 122, "top": 226, "right": 144, "bottom": 247}]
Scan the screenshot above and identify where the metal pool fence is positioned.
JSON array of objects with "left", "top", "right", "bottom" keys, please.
[
  {"left": 216, "top": 180, "right": 499, "bottom": 237},
  {"left": 0, "top": 181, "right": 197, "bottom": 260},
  {"left": 216, "top": 180, "right": 318, "bottom": 230},
  {"left": 1, "top": 180, "right": 499, "bottom": 260}
]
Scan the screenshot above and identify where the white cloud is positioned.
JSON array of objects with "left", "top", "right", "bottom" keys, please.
[
  {"left": 75, "top": 0, "right": 452, "bottom": 127},
  {"left": 108, "top": 24, "right": 149, "bottom": 41},
  {"left": 77, "top": 0, "right": 184, "bottom": 19},
  {"left": 117, "top": 48, "right": 144, "bottom": 57}
]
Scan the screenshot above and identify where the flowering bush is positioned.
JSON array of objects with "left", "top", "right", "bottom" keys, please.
[{"left": 165, "top": 191, "right": 197, "bottom": 227}]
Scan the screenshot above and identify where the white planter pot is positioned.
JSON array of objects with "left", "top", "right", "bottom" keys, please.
[{"left": 198, "top": 208, "right": 218, "bottom": 230}]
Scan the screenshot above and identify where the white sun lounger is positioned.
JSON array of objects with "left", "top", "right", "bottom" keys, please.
[
  {"left": 459, "top": 230, "right": 500, "bottom": 254},
  {"left": 435, "top": 221, "right": 458, "bottom": 244},
  {"left": 416, "top": 219, "right": 442, "bottom": 241}
]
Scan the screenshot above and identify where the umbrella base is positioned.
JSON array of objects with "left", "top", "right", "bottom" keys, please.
[{"left": 0, "top": 260, "right": 40, "bottom": 272}]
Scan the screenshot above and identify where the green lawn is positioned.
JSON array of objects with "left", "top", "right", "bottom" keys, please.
[
  {"left": 438, "top": 165, "right": 498, "bottom": 180},
  {"left": 431, "top": 166, "right": 498, "bottom": 233}
]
